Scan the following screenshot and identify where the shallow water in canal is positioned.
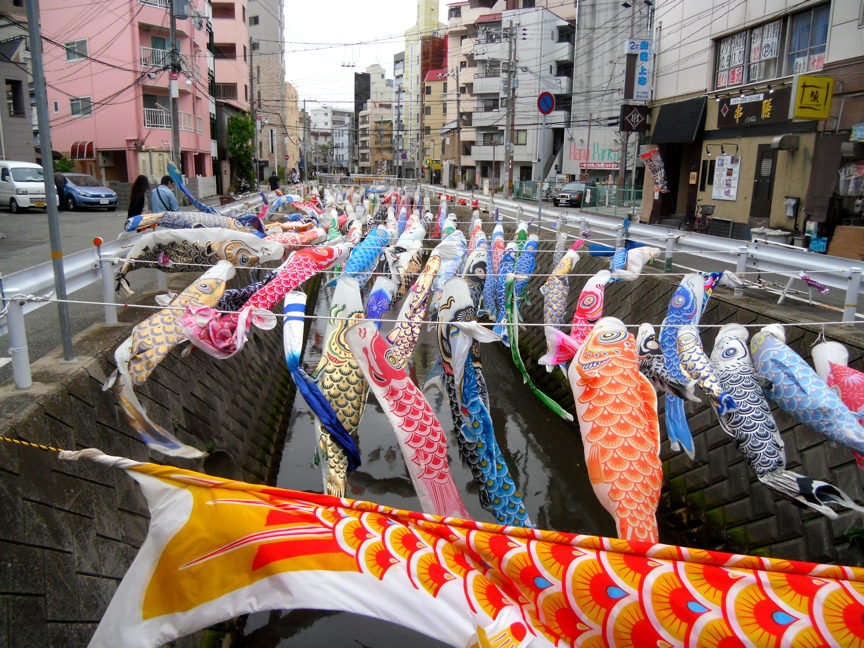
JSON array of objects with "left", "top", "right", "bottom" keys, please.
[{"left": 238, "top": 276, "right": 615, "bottom": 647}]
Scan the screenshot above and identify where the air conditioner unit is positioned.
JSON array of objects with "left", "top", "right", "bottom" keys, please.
[{"left": 97, "top": 151, "right": 112, "bottom": 167}]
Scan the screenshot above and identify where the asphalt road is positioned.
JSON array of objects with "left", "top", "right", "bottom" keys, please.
[{"left": 0, "top": 206, "right": 160, "bottom": 384}]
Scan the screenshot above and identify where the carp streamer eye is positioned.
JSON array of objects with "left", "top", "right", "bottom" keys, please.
[
  {"left": 197, "top": 282, "right": 215, "bottom": 294},
  {"left": 598, "top": 329, "right": 626, "bottom": 344},
  {"left": 722, "top": 346, "right": 738, "bottom": 359},
  {"left": 580, "top": 294, "right": 597, "bottom": 309},
  {"left": 671, "top": 293, "right": 687, "bottom": 308}
]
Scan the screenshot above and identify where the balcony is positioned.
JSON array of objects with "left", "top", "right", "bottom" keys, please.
[
  {"left": 474, "top": 39, "right": 505, "bottom": 61},
  {"left": 473, "top": 75, "right": 502, "bottom": 95},
  {"left": 141, "top": 46, "right": 170, "bottom": 68},
  {"left": 143, "top": 108, "right": 202, "bottom": 132},
  {"left": 212, "top": 83, "right": 237, "bottom": 100},
  {"left": 138, "top": 0, "right": 168, "bottom": 8},
  {"left": 472, "top": 109, "right": 504, "bottom": 128}
]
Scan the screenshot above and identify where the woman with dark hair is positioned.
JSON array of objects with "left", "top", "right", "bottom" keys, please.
[{"left": 127, "top": 175, "right": 150, "bottom": 218}]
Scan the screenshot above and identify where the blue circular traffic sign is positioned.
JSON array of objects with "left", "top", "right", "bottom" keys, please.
[{"left": 537, "top": 92, "right": 555, "bottom": 115}]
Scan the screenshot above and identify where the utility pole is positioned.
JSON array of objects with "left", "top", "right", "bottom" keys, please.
[
  {"left": 249, "top": 37, "right": 257, "bottom": 187},
  {"left": 169, "top": 0, "right": 181, "bottom": 191},
  {"left": 25, "top": 0, "right": 73, "bottom": 365},
  {"left": 619, "top": 1, "right": 636, "bottom": 190},
  {"left": 453, "top": 65, "right": 460, "bottom": 188},
  {"left": 504, "top": 20, "right": 517, "bottom": 198},
  {"left": 302, "top": 99, "right": 309, "bottom": 181}
]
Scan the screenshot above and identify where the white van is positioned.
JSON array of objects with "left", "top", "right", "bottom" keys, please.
[{"left": 0, "top": 161, "right": 54, "bottom": 213}]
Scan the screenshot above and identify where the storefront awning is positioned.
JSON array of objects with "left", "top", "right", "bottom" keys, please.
[
  {"left": 70, "top": 141, "right": 95, "bottom": 160},
  {"left": 648, "top": 97, "right": 706, "bottom": 144}
]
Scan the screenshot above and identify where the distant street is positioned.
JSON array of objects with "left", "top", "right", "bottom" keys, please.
[{"left": 0, "top": 207, "right": 160, "bottom": 383}]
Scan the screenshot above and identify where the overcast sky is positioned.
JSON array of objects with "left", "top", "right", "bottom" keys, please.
[{"left": 283, "top": 1, "right": 448, "bottom": 109}]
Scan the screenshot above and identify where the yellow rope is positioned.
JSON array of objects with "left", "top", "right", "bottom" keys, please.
[{"left": 0, "top": 436, "right": 66, "bottom": 454}]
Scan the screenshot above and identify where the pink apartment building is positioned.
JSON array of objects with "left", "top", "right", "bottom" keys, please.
[{"left": 41, "top": 0, "right": 215, "bottom": 183}]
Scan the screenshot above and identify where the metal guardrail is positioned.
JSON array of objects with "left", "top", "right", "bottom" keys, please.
[
  {"left": 420, "top": 185, "right": 863, "bottom": 322},
  {"left": 0, "top": 191, "right": 277, "bottom": 389}
]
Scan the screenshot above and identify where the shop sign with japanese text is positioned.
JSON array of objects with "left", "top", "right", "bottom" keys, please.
[
  {"left": 717, "top": 87, "right": 790, "bottom": 128},
  {"left": 625, "top": 39, "right": 652, "bottom": 102}
]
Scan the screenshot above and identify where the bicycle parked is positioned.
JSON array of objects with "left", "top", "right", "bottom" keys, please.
[{"left": 680, "top": 199, "right": 714, "bottom": 234}]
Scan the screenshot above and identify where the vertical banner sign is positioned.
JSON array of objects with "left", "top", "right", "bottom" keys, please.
[
  {"left": 640, "top": 149, "right": 668, "bottom": 193},
  {"left": 712, "top": 154, "right": 741, "bottom": 201},
  {"left": 625, "top": 39, "right": 653, "bottom": 101}
]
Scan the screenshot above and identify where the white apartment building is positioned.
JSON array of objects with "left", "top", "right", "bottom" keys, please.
[
  {"left": 442, "top": 0, "right": 577, "bottom": 189},
  {"left": 394, "top": 51, "right": 407, "bottom": 176}
]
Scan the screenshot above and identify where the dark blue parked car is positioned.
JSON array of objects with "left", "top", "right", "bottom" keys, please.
[{"left": 61, "top": 173, "right": 117, "bottom": 211}]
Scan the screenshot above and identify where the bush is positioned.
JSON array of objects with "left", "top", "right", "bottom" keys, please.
[
  {"left": 226, "top": 112, "right": 255, "bottom": 191},
  {"left": 54, "top": 157, "right": 75, "bottom": 172}
]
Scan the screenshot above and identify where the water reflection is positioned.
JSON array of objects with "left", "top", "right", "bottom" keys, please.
[{"left": 241, "top": 277, "right": 613, "bottom": 646}]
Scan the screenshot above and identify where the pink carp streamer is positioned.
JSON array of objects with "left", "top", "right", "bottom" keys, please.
[{"left": 182, "top": 243, "right": 352, "bottom": 359}]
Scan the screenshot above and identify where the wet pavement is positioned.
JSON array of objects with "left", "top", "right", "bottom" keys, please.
[{"left": 238, "top": 275, "right": 614, "bottom": 648}]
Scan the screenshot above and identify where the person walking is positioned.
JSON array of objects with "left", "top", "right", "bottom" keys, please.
[
  {"left": 54, "top": 171, "right": 67, "bottom": 211},
  {"left": 127, "top": 175, "right": 150, "bottom": 218},
  {"left": 268, "top": 170, "right": 280, "bottom": 191},
  {"left": 150, "top": 175, "right": 179, "bottom": 213}
]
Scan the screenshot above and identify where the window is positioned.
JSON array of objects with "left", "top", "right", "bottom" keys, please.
[
  {"left": 252, "top": 41, "right": 260, "bottom": 51},
  {"left": 243, "top": 45, "right": 247, "bottom": 63},
  {"left": 515, "top": 130, "right": 527, "bottom": 145},
  {"left": 425, "top": 86, "right": 431, "bottom": 95},
  {"left": 5, "top": 80, "right": 24, "bottom": 117},
  {"left": 151, "top": 36, "right": 168, "bottom": 51},
  {"left": 244, "top": 84, "right": 248, "bottom": 100},
  {"left": 424, "top": 105, "right": 431, "bottom": 115},
  {"left": 53, "top": 101, "right": 59, "bottom": 113},
  {"left": 256, "top": 66, "right": 260, "bottom": 83},
  {"left": 482, "top": 132, "right": 502, "bottom": 145},
  {"left": 212, "top": 43, "right": 236, "bottom": 59},
  {"left": 242, "top": 6, "right": 246, "bottom": 22},
  {"left": 522, "top": 0, "right": 535, "bottom": 6},
  {"left": 747, "top": 20, "right": 781, "bottom": 82},
  {"left": 249, "top": 15, "right": 259, "bottom": 25},
  {"left": 424, "top": 127, "right": 431, "bottom": 135},
  {"left": 786, "top": 4, "right": 829, "bottom": 74},
  {"left": 65, "top": 39, "right": 87, "bottom": 61},
  {"left": 70, "top": 96, "right": 92, "bottom": 117},
  {"left": 483, "top": 98, "right": 499, "bottom": 112},
  {"left": 448, "top": 6, "right": 461, "bottom": 19}
]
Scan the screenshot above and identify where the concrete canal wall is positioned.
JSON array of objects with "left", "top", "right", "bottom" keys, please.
[
  {"left": 0, "top": 272, "right": 306, "bottom": 647},
  {"left": 510, "top": 218, "right": 864, "bottom": 566}
]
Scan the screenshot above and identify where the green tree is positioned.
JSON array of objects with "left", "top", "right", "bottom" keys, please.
[
  {"left": 227, "top": 112, "right": 255, "bottom": 190},
  {"left": 54, "top": 156, "right": 75, "bottom": 172}
]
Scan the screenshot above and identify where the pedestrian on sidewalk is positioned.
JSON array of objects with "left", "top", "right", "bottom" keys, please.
[
  {"left": 268, "top": 170, "right": 280, "bottom": 191},
  {"left": 150, "top": 175, "right": 179, "bottom": 213},
  {"left": 54, "top": 171, "right": 67, "bottom": 211},
  {"left": 127, "top": 175, "right": 150, "bottom": 218}
]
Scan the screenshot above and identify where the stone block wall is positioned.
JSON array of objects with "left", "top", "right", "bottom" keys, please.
[
  {"left": 0, "top": 272, "right": 301, "bottom": 647},
  {"left": 500, "top": 213, "right": 864, "bottom": 567}
]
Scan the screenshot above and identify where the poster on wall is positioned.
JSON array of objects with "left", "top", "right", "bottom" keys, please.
[
  {"left": 640, "top": 149, "right": 669, "bottom": 193},
  {"left": 712, "top": 154, "right": 741, "bottom": 201}
]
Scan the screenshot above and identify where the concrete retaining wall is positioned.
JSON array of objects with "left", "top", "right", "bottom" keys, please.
[
  {"left": 507, "top": 218, "right": 864, "bottom": 566},
  {"left": 0, "top": 272, "right": 303, "bottom": 647}
]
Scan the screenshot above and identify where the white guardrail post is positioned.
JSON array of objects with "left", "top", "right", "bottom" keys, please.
[
  {"left": 96, "top": 239, "right": 118, "bottom": 325},
  {"left": 844, "top": 268, "right": 861, "bottom": 322},
  {"left": 735, "top": 246, "right": 748, "bottom": 298},
  {"left": 615, "top": 224, "right": 625, "bottom": 249},
  {"left": 664, "top": 232, "right": 677, "bottom": 273},
  {"left": 7, "top": 299, "right": 32, "bottom": 389}
]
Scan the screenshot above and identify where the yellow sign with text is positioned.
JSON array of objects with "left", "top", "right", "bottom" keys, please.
[{"left": 792, "top": 75, "right": 834, "bottom": 120}]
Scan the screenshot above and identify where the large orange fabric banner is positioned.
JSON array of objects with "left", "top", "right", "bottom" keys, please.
[{"left": 65, "top": 449, "right": 864, "bottom": 648}]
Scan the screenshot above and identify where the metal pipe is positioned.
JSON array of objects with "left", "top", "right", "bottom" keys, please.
[
  {"left": 664, "top": 232, "right": 676, "bottom": 273},
  {"left": 615, "top": 224, "right": 625, "bottom": 249},
  {"left": 7, "top": 300, "right": 31, "bottom": 389},
  {"left": 27, "top": 0, "right": 74, "bottom": 361},
  {"left": 844, "top": 268, "right": 861, "bottom": 322},
  {"left": 99, "top": 256, "right": 118, "bottom": 325},
  {"left": 735, "top": 246, "right": 747, "bottom": 298}
]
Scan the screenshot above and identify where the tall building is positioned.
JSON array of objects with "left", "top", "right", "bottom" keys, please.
[
  {"left": 563, "top": 0, "right": 650, "bottom": 185},
  {"left": 283, "top": 82, "right": 301, "bottom": 174},
  {"left": 41, "top": 0, "right": 214, "bottom": 184},
  {"left": 393, "top": 51, "right": 406, "bottom": 176},
  {"left": 248, "top": 0, "right": 287, "bottom": 180},
  {"left": 404, "top": 0, "right": 445, "bottom": 177},
  {"left": 309, "top": 106, "right": 353, "bottom": 174},
  {"left": 212, "top": 0, "right": 250, "bottom": 191},
  {"left": 0, "top": 1, "right": 34, "bottom": 163},
  {"left": 422, "top": 68, "right": 447, "bottom": 183},
  {"left": 352, "top": 71, "right": 370, "bottom": 172},
  {"left": 642, "top": 0, "right": 863, "bottom": 241},
  {"left": 441, "top": 0, "right": 576, "bottom": 189}
]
